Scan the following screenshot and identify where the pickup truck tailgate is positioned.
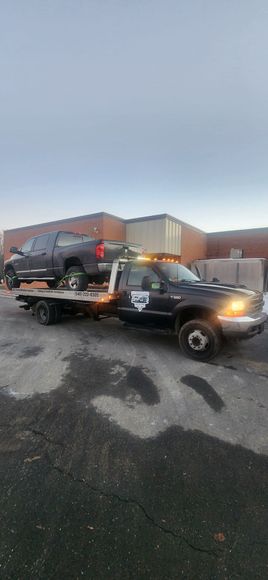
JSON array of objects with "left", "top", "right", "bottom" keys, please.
[{"left": 102, "top": 241, "right": 142, "bottom": 261}]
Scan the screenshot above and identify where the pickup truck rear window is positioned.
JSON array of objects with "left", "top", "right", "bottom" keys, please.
[{"left": 56, "top": 232, "right": 94, "bottom": 247}]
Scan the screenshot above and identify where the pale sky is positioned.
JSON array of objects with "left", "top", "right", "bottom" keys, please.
[{"left": 1, "top": 0, "right": 268, "bottom": 232}]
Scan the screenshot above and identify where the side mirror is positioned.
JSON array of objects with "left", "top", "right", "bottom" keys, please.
[
  {"left": 10, "top": 246, "right": 24, "bottom": 256},
  {"left": 141, "top": 276, "right": 167, "bottom": 292}
]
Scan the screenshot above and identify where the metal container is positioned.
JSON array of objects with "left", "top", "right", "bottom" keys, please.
[
  {"left": 126, "top": 216, "right": 181, "bottom": 255},
  {"left": 191, "top": 258, "right": 268, "bottom": 292}
]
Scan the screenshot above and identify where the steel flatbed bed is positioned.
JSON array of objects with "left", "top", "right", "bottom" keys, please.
[{"left": 13, "top": 259, "right": 125, "bottom": 324}]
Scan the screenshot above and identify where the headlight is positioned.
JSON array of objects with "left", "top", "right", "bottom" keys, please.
[{"left": 221, "top": 300, "right": 246, "bottom": 317}]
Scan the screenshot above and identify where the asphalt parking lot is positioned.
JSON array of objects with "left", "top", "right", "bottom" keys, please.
[{"left": 0, "top": 294, "right": 267, "bottom": 579}]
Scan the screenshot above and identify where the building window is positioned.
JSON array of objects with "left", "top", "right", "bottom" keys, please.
[{"left": 230, "top": 248, "right": 244, "bottom": 258}]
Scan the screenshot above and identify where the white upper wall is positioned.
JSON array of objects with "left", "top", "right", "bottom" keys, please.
[{"left": 126, "top": 217, "right": 181, "bottom": 255}]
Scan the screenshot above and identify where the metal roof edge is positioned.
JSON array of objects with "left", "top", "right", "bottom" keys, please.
[
  {"left": 208, "top": 226, "right": 268, "bottom": 236},
  {"left": 125, "top": 213, "right": 205, "bottom": 233}
]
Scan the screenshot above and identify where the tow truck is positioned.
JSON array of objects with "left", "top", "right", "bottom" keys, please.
[{"left": 12, "top": 257, "right": 267, "bottom": 362}]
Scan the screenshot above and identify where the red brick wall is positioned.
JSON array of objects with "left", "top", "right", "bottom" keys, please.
[
  {"left": 180, "top": 225, "right": 207, "bottom": 266},
  {"left": 207, "top": 229, "right": 268, "bottom": 259},
  {"left": 102, "top": 216, "right": 126, "bottom": 241}
]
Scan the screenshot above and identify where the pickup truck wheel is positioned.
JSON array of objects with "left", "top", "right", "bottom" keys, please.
[
  {"left": 36, "top": 300, "right": 56, "bottom": 325},
  {"left": 5, "top": 269, "right": 20, "bottom": 290},
  {"left": 65, "top": 266, "right": 88, "bottom": 291},
  {"left": 178, "top": 319, "right": 222, "bottom": 361}
]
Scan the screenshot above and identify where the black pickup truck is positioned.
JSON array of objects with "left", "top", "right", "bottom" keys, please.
[
  {"left": 15, "top": 258, "right": 267, "bottom": 361},
  {"left": 4, "top": 231, "right": 142, "bottom": 290}
]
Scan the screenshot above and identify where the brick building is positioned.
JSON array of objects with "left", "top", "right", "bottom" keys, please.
[
  {"left": 207, "top": 227, "right": 268, "bottom": 259},
  {"left": 3, "top": 212, "right": 268, "bottom": 265}
]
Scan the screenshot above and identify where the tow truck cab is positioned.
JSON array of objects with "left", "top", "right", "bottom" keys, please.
[{"left": 115, "top": 259, "right": 266, "bottom": 358}]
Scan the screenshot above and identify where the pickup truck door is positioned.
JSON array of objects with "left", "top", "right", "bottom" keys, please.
[
  {"left": 118, "top": 262, "right": 172, "bottom": 326},
  {"left": 28, "top": 234, "right": 53, "bottom": 278},
  {"left": 12, "top": 237, "right": 36, "bottom": 279}
]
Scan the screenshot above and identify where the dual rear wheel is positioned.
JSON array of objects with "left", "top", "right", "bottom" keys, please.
[{"left": 35, "top": 301, "right": 62, "bottom": 326}]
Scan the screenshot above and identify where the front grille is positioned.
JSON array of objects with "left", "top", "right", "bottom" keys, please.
[{"left": 247, "top": 293, "right": 264, "bottom": 315}]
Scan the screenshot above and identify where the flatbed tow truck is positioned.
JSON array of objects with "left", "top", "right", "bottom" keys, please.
[{"left": 12, "top": 257, "right": 267, "bottom": 362}]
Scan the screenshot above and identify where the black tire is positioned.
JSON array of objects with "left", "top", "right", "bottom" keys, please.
[
  {"left": 35, "top": 300, "right": 56, "bottom": 326},
  {"left": 65, "top": 266, "right": 88, "bottom": 291},
  {"left": 178, "top": 319, "right": 222, "bottom": 361},
  {"left": 47, "top": 280, "right": 58, "bottom": 289},
  {"left": 5, "top": 269, "right": 20, "bottom": 290}
]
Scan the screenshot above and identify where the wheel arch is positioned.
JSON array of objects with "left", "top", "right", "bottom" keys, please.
[
  {"left": 174, "top": 306, "right": 220, "bottom": 332},
  {"left": 64, "top": 257, "right": 84, "bottom": 273}
]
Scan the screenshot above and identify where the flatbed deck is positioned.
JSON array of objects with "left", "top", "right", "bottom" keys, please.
[{"left": 14, "top": 287, "right": 114, "bottom": 303}]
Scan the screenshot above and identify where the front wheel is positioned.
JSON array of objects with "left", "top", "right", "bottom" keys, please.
[
  {"left": 5, "top": 269, "right": 20, "bottom": 290},
  {"left": 65, "top": 266, "right": 88, "bottom": 291},
  {"left": 178, "top": 319, "right": 222, "bottom": 361}
]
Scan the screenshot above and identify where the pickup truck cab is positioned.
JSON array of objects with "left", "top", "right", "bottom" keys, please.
[{"left": 4, "top": 231, "right": 142, "bottom": 290}]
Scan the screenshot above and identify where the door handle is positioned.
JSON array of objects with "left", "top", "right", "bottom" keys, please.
[{"left": 41, "top": 252, "right": 47, "bottom": 256}]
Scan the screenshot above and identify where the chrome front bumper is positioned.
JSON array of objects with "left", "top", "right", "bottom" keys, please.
[{"left": 217, "top": 311, "right": 267, "bottom": 338}]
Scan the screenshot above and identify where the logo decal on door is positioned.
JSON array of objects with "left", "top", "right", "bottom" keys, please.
[{"left": 130, "top": 291, "right": 150, "bottom": 312}]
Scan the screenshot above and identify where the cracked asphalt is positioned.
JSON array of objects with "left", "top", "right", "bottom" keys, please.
[{"left": 0, "top": 295, "right": 268, "bottom": 579}]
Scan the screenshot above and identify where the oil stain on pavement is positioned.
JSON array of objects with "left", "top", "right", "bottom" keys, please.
[
  {"left": 180, "top": 375, "right": 226, "bottom": 412},
  {"left": 18, "top": 346, "right": 44, "bottom": 358},
  {"left": 62, "top": 351, "right": 160, "bottom": 407}
]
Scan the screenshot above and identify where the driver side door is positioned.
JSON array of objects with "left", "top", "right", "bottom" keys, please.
[
  {"left": 119, "top": 262, "right": 172, "bottom": 326},
  {"left": 12, "top": 237, "right": 36, "bottom": 279}
]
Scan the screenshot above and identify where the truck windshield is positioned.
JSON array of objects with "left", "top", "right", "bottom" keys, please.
[
  {"left": 158, "top": 263, "right": 200, "bottom": 285},
  {"left": 56, "top": 232, "right": 94, "bottom": 247}
]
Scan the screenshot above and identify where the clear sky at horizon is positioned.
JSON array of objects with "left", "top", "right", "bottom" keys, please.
[{"left": 1, "top": 0, "right": 268, "bottom": 233}]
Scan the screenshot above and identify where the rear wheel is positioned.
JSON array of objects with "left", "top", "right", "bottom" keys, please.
[
  {"left": 5, "top": 269, "right": 20, "bottom": 290},
  {"left": 178, "top": 319, "right": 222, "bottom": 361},
  {"left": 65, "top": 266, "right": 88, "bottom": 291},
  {"left": 35, "top": 300, "right": 56, "bottom": 326}
]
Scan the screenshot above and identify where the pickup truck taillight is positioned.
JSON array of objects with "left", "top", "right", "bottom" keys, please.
[{"left": 96, "top": 242, "right": 105, "bottom": 259}]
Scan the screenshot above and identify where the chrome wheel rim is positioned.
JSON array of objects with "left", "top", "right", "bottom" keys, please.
[
  {"left": 69, "top": 276, "right": 79, "bottom": 289},
  {"left": 188, "top": 329, "right": 209, "bottom": 351}
]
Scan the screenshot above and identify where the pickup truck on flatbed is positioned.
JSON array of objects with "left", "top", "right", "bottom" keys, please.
[
  {"left": 4, "top": 231, "right": 142, "bottom": 290},
  {"left": 14, "top": 257, "right": 267, "bottom": 361}
]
